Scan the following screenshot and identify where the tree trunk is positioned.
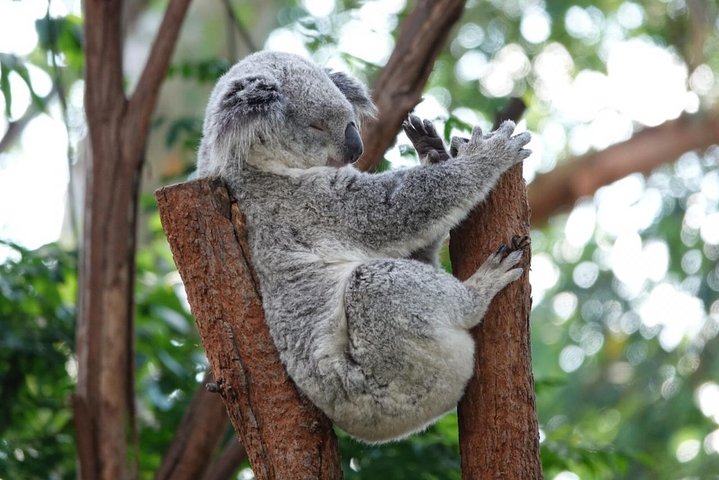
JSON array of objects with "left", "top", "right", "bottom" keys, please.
[
  {"left": 155, "top": 179, "right": 342, "bottom": 480},
  {"left": 450, "top": 107, "right": 542, "bottom": 478},
  {"left": 73, "top": 1, "right": 191, "bottom": 478}
]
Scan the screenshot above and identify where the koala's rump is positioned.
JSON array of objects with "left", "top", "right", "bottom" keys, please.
[{"left": 257, "top": 250, "right": 476, "bottom": 443}]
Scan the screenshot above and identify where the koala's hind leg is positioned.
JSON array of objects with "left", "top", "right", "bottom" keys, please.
[
  {"left": 461, "top": 235, "right": 530, "bottom": 328},
  {"left": 338, "top": 258, "right": 478, "bottom": 440}
]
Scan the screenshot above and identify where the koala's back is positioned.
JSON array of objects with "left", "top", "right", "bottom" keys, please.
[{"left": 234, "top": 167, "right": 477, "bottom": 442}]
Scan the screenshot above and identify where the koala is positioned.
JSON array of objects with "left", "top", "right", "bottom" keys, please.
[{"left": 197, "top": 51, "right": 531, "bottom": 443}]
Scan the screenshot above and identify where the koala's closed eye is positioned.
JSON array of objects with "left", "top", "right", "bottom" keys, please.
[{"left": 309, "top": 123, "right": 326, "bottom": 133}]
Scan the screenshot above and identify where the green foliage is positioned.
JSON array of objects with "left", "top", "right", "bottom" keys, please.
[
  {"left": 167, "top": 58, "right": 231, "bottom": 83},
  {"left": 0, "top": 243, "right": 77, "bottom": 479},
  {"left": 340, "top": 413, "right": 461, "bottom": 479},
  {"left": 35, "top": 15, "right": 84, "bottom": 71},
  {"left": 0, "top": 54, "right": 46, "bottom": 118}
]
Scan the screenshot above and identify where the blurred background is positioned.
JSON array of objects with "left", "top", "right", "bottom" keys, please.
[{"left": 1, "top": 0, "right": 718, "bottom": 478}]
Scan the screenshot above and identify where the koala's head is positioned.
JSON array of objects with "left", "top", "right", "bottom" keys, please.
[{"left": 197, "top": 51, "right": 377, "bottom": 178}]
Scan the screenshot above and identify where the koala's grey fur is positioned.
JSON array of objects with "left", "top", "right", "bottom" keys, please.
[{"left": 197, "top": 51, "right": 531, "bottom": 443}]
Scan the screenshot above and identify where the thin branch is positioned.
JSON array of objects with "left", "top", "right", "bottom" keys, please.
[
  {"left": 127, "top": 0, "right": 192, "bottom": 156},
  {"left": 221, "top": 0, "right": 258, "bottom": 54},
  {"left": 46, "top": 2, "right": 79, "bottom": 242},
  {"left": 202, "top": 439, "right": 247, "bottom": 480},
  {"left": 450, "top": 101, "right": 542, "bottom": 480},
  {"left": 83, "top": 0, "right": 124, "bottom": 117},
  {"left": 0, "top": 86, "right": 56, "bottom": 153},
  {"left": 529, "top": 111, "right": 719, "bottom": 226},
  {"left": 358, "top": 0, "right": 466, "bottom": 171},
  {"left": 155, "top": 373, "right": 230, "bottom": 480}
]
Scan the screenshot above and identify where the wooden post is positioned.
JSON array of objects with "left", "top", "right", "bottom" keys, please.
[{"left": 155, "top": 178, "right": 342, "bottom": 480}]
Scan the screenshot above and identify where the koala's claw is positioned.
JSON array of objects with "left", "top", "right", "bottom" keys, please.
[
  {"left": 456, "top": 120, "right": 532, "bottom": 165},
  {"left": 449, "top": 136, "right": 469, "bottom": 157},
  {"left": 402, "top": 114, "right": 450, "bottom": 164},
  {"left": 465, "top": 243, "right": 525, "bottom": 295},
  {"left": 495, "top": 243, "right": 510, "bottom": 257},
  {"left": 494, "top": 235, "right": 531, "bottom": 259},
  {"left": 511, "top": 235, "right": 531, "bottom": 251}
]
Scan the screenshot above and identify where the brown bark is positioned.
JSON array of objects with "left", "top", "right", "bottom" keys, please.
[
  {"left": 73, "top": 1, "right": 191, "bottom": 479},
  {"left": 529, "top": 112, "right": 719, "bottom": 226},
  {"left": 357, "top": 0, "right": 466, "bottom": 172},
  {"left": 202, "top": 440, "right": 248, "bottom": 480},
  {"left": 155, "top": 373, "right": 230, "bottom": 480},
  {"left": 155, "top": 179, "right": 342, "bottom": 480},
  {"left": 450, "top": 109, "right": 542, "bottom": 478}
]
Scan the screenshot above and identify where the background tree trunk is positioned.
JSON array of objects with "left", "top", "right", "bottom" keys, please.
[
  {"left": 73, "top": 1, "right": 191, "bottom": 478},
  {"left": 450, "top": 107, "right": 543, "bottom": 479},
  {"left": 529, "top": 112, "right": 719, "bottom": 225},
  {"left": 155, "top": 179, "right": 342, "bottom": 480}
]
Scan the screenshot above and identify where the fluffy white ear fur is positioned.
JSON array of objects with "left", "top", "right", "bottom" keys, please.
[{"left": 200, "top": 72, "right": 286, "bottom": 178}]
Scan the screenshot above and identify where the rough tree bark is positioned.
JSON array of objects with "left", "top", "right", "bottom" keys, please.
[
  {"left": 155, "top": 179, "right": 342, "bottom": 480},
  {"left": 73, "top": 1, "right": 191, "bottom": 479},
  {"left": 449, "top": 105, "right": 542, "bottom": 478}
]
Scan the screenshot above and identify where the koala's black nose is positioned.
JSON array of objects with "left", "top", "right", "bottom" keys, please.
[{"left": 344, "top": 122, "right": 363, "bottom": 164}]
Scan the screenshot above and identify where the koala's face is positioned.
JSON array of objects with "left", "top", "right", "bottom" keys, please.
[
  {"left": 266, "top": 63, "right": 364, "bottom": 169},
  {"left": 198, "top": 52, "right": 377, "bottom": 177}
]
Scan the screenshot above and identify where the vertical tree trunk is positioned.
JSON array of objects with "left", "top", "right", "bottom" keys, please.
[
  {"left": 450, "top": 131, "right": 542, "bottom": 476},
  {"left": 156, "top": 179, "right": 342, "bottom": 480},
  {"left": 73, "top": 1, "right": 191, "bottom": 478}
]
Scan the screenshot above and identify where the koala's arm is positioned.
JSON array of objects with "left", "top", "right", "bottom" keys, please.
[
  {"left": 327, "top": 121, "right": 530, "bottom": 255},
  {"left": 401, "top": 115, "right": 450, "bottom": 266}
]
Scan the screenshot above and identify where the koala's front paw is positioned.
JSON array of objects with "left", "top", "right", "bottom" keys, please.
[
  {"left": 465, "top": 236, "right": 530, "bottom": 295},
  {"left": 457, "top": 121, "right": 531, "bottom": 167},
  {"left": 402, "top": 114, "right": 450, "bottom": 165},
  {"left": 449, "top": 136, "right": 469, "bottom": 158}
]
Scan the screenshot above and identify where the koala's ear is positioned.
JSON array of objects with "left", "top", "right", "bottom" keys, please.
[
  {"left": 219, "top": 74, "right": 284, "bottom": 117},
  {"left": 199, "top": 73, "right": 285, "bottom": 177},
  {"left": 328, "top": 71, "right": 377, "bottom": 123}
]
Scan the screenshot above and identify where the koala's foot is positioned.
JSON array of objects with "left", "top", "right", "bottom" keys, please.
[
  {"left": 465, "top": 243, "right": 524, "bottom": 294},
  {"left": 402, "top": 114, "right": 450, "bottom": 165},
  {"left": 495, "top": 235, "right": 531, "bottom": 258},
  {"left": 462, "top": 236, "right": 529, "bottom": 327},
  {"left": 456, "top": 121, "right": 531, "bottom": 167}
]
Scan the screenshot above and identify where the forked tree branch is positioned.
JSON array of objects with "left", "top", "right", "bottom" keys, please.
[
  {"left": 76, "top": 1, "right": 192, "bottom": 479},
  {"left": 127, "top": 0, "right": 192, "bottom": 162}
]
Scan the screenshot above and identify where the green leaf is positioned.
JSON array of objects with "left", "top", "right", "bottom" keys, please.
[{"left": 0, "top": 60, "right": 11, "bottom": 118}]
